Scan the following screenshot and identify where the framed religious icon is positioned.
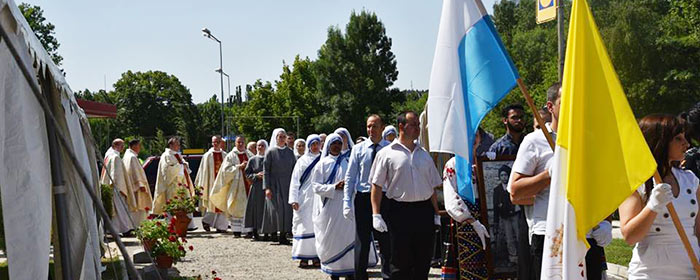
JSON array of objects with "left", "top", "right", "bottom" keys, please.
[{"left": 474, "top": 155, "right": 518, "bottom": 279}]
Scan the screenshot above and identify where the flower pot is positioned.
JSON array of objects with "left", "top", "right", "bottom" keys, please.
[
  {"left": 173, "top": 210, "right": 191, "bottom": 237},
  {"left": 155, "top": 255, "right": 173, "bottom": 269},
  {"left": 142, "top": 238, "right": 156, "bottom": 251}
]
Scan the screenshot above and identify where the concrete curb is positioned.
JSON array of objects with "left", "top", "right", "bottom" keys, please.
[{"left": 606, "top": 263, "right": 628, "bottom": 280}]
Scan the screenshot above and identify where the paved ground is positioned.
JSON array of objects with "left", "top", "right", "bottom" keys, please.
[
  {"left": 112, "top": 217, "right": 442, "bottom": 279},
  {"left": 106, "top": 218, "right": 628, "bottom": 279}
]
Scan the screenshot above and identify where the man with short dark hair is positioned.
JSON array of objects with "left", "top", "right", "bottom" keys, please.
[
  {"left": 286, "top": 131, "right": 296, "bottom": 148},
  {"left": 344, "top": 114, "right": 391, "bottom": 280},
  {"left": 509, "top": 83, "right": 611, "bottom": 280},
  {"left": 489, "top": 104, "right": 526, "bottom": 156},
  {"left": 370, "top": 111, "right": 442, "bottom": 279}
]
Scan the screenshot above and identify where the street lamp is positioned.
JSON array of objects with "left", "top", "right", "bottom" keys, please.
[
  {"left": 202, "top": 27, "right": 225, "bottom": 137},
  {"left": 215, "top": 68, "right": 231, "bottom": 106}
]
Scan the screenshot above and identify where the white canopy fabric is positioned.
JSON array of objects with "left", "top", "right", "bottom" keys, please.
[{"left": 0, "top": 0, "right": 102, "bottom": 278}]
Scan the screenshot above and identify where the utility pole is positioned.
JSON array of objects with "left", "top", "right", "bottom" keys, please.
[{"left": 557, "top": 1, "right": 566, "bottom": 81}]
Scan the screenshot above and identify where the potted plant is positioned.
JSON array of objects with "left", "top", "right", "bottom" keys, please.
[
  {"left": 136, "top": 218, "right": 169, "bottom": 251},
  {"left": 164, "top": 188, "right": 197, "bottom": 237},
  {"left": 151, "top": 234, "right": 191, "bottom": 269}
]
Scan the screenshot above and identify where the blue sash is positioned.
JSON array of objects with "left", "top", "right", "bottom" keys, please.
[
  {"left": 299, "top": 155, "right": 320, "bottom": 189},
  {"left": 322, "top": 156, "right": 346, "bottom": 206}
]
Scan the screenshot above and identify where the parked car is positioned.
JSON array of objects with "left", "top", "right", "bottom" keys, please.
[{"left": 142, "top": 154, "right": 203, "bottom": 196}]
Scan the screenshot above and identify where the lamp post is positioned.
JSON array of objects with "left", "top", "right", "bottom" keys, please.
[
  {"left": 202, "top": 27, "right": 225, "bottom": 137},
  {"left": 215, "top": 68, "right": 231, "bottom": 106}
]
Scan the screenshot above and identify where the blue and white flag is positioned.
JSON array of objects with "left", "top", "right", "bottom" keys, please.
[{"left": 427, "top": 0, "right": 519, "bottom": 203}]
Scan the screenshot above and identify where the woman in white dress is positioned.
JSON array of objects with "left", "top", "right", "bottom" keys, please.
[
  {"left": 619, "top": 114, "right": 699, "bottom": 279},
  {"left": 289, "top": 134, "right": 322, "bottom": 268},
  {"left": 312, "top": 133, "right": 376, "bottom": 279}
]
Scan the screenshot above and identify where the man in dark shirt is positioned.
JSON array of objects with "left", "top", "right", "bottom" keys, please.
[
  {"left": 488, "top": 104, "right": 526, "bottom": 156},
  {"left": 492, "top": 165, "right": 518, "bottom": 266},
  {"left": 488, "top": 103, "right": 531, "bottom": 280}
]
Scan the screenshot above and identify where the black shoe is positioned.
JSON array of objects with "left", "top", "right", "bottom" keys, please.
[
  {"left": 187, "top": 227, "right": 198, "bottom": 232},
  {"left": 270, "top": 232, "right": 278, "bottom": 241},
  {"left": 261, "top": 234, "right": 270, "bottom": 241},
  {"left": 233, "top": 232, "right": 242, "bottom": 238},
  {"left": 202, "top": 222, "right": 211, "bottom": 232},
  {"left": 244, "top": 232, "right": 254, "bottom": 239},
  {"left": 121, "top": 230, "right": 135, "bottom": 237},
  {"left": 216, "top": 229, "right": 227, "bottom": 233}
]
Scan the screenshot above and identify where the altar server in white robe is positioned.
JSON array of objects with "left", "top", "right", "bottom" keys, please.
[
  {"left": 289, "top": 134, "right": 322, "bottom": 267},
  {"left": 195, "top": 136, "right": 228, "bottom": 232},
  {"left": 313, "top": 133, "right": 377, "bottom": 279},
  {"left": 123, "top": 139, "right": 153, "bottom": 227},
  {"left": 100, "top": 139, "right": 137, "bottom": 234},
  {"left": 210, "top": 136, "right": 253, "bottom": 234}
]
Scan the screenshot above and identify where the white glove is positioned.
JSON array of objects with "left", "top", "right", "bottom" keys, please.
[
  {"left": 343, "top": 203, "right": 354, "bottom": 221},
  {"left": 372, "top": 214, "right": 388, "bottom": 232},
  {"left": 591, "top": 220, "right": 613, "bottom": 247},
  {"left": 485, "top": 152, "right": 496, "bottom": 160},
  {"left": 470, "top": 220, "right": 490, "bottom": 249},
  {"left": 646, "top": 183, "right": 673, "bottom": 213},
  {"left": 434, "top": 214, "right": 441, "bottom": 226}
]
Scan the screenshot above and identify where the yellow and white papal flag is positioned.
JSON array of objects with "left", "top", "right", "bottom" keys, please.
[{"left": 540, "top": 0, "right": 657, "bottom": 278}]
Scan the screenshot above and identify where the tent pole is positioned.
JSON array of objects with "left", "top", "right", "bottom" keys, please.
[
  {"left": 45, "top": 90, "right": 73, "bottom": 280},
  {"left": 0, "top": 20, "right": 142, "bottom": 280}
]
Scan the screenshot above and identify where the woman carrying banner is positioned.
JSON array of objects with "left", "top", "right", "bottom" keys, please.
[{"left": 619, "top": 114, "right": 699, "bottom": 279}]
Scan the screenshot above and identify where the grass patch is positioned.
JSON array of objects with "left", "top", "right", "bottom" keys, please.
[{"left": 606, "top": 238, "right": 634, "bottom": 266}]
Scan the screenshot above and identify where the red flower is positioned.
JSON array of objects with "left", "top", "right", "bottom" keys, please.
[
  {"left": 155, "top": 221, "right": 162, "bottom": 226},
  {"left": 181, "top": 237, "right": 187, "bottom": 243},
  {"left": 144, "top": 206, "right": 150, "bottom": 211},
  {"left": 211, "top": 270, "right": 217, "bottom": 275},
  {"left": 188, "top": 245, "right": 194, "bottom": 251},
  {"left": 166, "top": 199, "right": 171, "bottom": 204},
  {"left": 214, "top": 278, "right": 221, "bottom": 280},
  {"left": 147, "top": 215, "right": 154, "bottom": 220},
  {"left": 178, "top": 245, "right": 185, "bottom": 251},
  {"left": 168, "top": 235, "right": 177, "bottom": 242}
]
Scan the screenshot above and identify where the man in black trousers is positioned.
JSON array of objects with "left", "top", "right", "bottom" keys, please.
[
  {"left": 369, "top": 111, "right": 442, "bottom": 279},
  {"left": 343, "top": 114, "right": 392, "bottom": 279}
]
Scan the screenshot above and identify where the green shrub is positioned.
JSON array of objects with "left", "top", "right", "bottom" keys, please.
[{"left": 100, "top": 184, "right": 113, "bottom": 217}]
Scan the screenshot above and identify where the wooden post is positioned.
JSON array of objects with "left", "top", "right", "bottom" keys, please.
[
  {"left": 654, "top": 171, "right": 700, "bottom": 275},
  {"left": 516, "top": 78, "right": 556, "bottom": 150}
]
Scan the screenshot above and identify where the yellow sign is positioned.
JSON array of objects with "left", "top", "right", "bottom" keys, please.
[
  {"left": 182, "top": 148, "right": 205, "bottom": 155},
  {"left": 537, "top": 0, "right": 557, "bottom": 24}
]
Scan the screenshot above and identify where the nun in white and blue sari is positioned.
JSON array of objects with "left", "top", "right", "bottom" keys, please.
[
  {"left": 334, "top": 127, "right": 354, "bottom": 159},
  {"left": 312, "top": 133, "right": 377, "bottom": 279},
  {"left": 289, "top": 134, "right": 322, "bottom": 266}
]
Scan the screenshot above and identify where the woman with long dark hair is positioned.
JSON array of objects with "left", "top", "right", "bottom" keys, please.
[{"left": 619, "top": 114, "right": 699, "bottom": 279}]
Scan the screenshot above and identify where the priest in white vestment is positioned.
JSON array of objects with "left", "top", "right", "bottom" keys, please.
[
  {"left": 152, "top": 137, "right": 197, "bottom": 229},
  {"left": 123, "top": 139, "right": 153, "bottom": 227},
  {"left": 313, "top": 133, "right": 377, "bottom": 279},
  {"left": 289, "top": 134, "right": 322, "bottom": 267},
  {"left": 195, "top": 136, "right": 228, "bottom": 232},
  {"left": 100, "top": 139, "right": 137, "bottom": 234},
  {"left": 210, "top": 136, "right": 253, "bottom": 235}
]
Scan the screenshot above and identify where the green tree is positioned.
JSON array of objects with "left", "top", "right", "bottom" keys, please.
[
  {"left": 197, "top": 95, "right": 223, "bottom": 139},
  {"left": 314, "top": 10, "right": 401, "bottom": 137},
  {"left": 112, "top": 70, "right": 202, "bottom": 148},
  {"left": 18, "top": 3, "right": 63, "bottom": 66},
  {"left": 274, "top": 56, "right": 321, "bottom": 136}
]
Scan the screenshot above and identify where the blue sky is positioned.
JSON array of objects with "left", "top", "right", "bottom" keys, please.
[{"left": 22, "top": 0, "right": 499, "bottom": 103}]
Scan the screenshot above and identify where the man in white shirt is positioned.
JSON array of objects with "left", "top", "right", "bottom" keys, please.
[
  {"left": 509, "top": 83, "right": 611, "bottom": 280},
  {"left": 370, "top": 111, "right": 442, "bottom": 279}
]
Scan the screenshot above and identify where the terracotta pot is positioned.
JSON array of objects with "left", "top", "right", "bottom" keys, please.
[
  {"left": 154, "top": 255, "right": 173, "bottom": 269},
  {"left": 142, "top": 238, "right": 156, "bottom": 251},
  {"left": 173, "top": 210, "right": 191, "bottom": 237}
]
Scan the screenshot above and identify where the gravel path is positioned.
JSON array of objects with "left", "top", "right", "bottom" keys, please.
[{"left": 117, "top": 217, "right": 442, "bottom": 279}]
